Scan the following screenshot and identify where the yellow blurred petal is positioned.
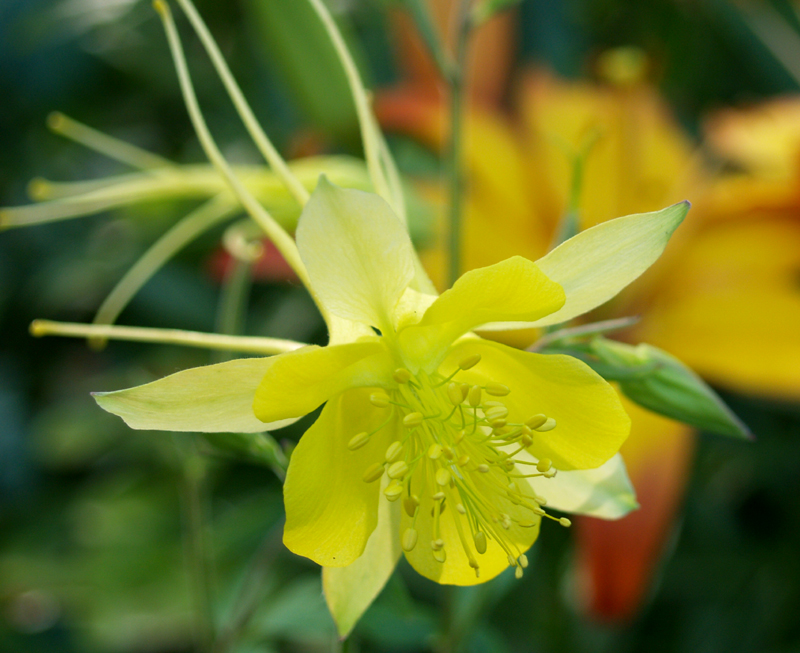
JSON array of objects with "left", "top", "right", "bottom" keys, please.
[
  {"left": 296, "top": 178, "right": 415, "bottom": 331},
  {"left": 283, "top": 389, "right": 397, "bottom": 567},
  {"left": 253, "top": 341, "right": 393, "bottom": 423},
  {"left": 448, "top": 339, "right": 630, "bottom": 470},
  {"left": 95, "top": 357, "right": 293, "bottom": 433},
  {"left": 323, "top": 482, "right": 402, "bottom": 638}
]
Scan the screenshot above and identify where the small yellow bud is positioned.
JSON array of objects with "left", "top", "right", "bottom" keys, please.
[
  {"left": 459, "top": 354, "right": 481, "bottom": 370},
  {"left": 525, "top": 414, "right": 547, "bottom": 429},
  {"left": 393, "top": 368, "right": 412, "bottom": 384},
  {"left": 468, "top": 385, "right": 482, "bottom": 407},
  {"left": 387, "top": 461, "right": 409, "bottom": 479},
  {"left": 402, "top": 528, "right": 418, "bottom": 551},
  {"left": 403, "top": 412, "right": 424, "bottom": 427},
  {"left": 403, "top": 495, "right": 419, "bottom": 517},
  {"left": 347, "top": 432, "right": 370, "bottom": 450},
  {"left": 447, "top": 382, "right": 464, "bottom": 406},
  {"left": 484, "top": 382, "right": 510, "bottom": 396},
  {"left": 369, "top": 391, "right": 390, "bottom": 408},
  {"left": 473, "top": 531, "right": 487, "bottom": 554},
  {"left": 362, "top": 463, "right": 385, "bottom": 483},
  {"left": 383, "top": 480, "right": 403, "bottom": 501},
  {"left": 536, "top": 458, "right": 552, "bottom": 473},
  {"left": 436, "top": 468, "right": 451, "bottom": 486},
  {"left": 536, "top": 417, "right": 557, "bottom": 432},
  {"left": 385, "top": 441, "right": 404, "bottom": 463}
]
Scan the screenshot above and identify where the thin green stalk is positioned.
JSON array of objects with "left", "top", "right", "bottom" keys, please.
[
  {"left": 212, "top": 259, "right": 253, "bottom": 365},
  {"left": 402, "top": 0, "right": 456, "bottom": 82},
  {"left": 446, "top": 0, "right": 474, "bottom": 287}
]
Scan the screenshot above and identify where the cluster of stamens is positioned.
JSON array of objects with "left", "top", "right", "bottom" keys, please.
[{"left": 347, "top": 354, "right": 571, "bottom": 578}]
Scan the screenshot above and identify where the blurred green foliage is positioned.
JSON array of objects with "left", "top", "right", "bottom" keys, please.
[{"left": 1, "top": 0, "right": 799, "bottom": 652}]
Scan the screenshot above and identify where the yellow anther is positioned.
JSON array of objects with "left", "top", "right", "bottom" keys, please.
[
  {"left": 485, "top": 406, "right": 509, "bottom": 421},
  {"left": 473, "top": 531, "right": 487, "bottom": 554},
  {"left": 457, "top": 454, "right": 470, "bottom": 467},
  {"left": 454, "top": 430, "right": 465, "bottom": 445},
  {"left": 459, "top": 354, "right": 481, "bottom": 370},
  {"left": 362, "top": 463, "right": 385, "bottom": 483},
  {"left": 521, "top": 433, "right": 534, "bottom": 447},
  {"left": 403, "top": 412, "right": 424, "bottom": 427},
  {"left": 519, "top": 554, "right": 529, "bottom": 569},
  {"left": 518, "top": 520, "right": 537, "bottom": 528},
  {"left": 559, "top": 517, "right": 572, "bottom": 527},
  {"left": 447, "top": 382, "right": 464, "bottom": 406},
  {"left": 515, "top": 566, "right": 524, "bottom": 579},
  {"left": 507, "top": 554, "right": 517, "bottom": 567},
  {"left": 385, "top": 441, "right": 404, "bottom": 463},
  {"left": 442, "top": 446, "right": 455, "bottom": 461},
  {"left": 433, "top": 548, "right": 447, "bottom": 563},
  {"left": 384, "top": 480, "right": 403, "bottom": 501},
  {"left": 403, "top": 495, "right": 419, "bottom": 517},
  {"left": 544, "top": 468, "right": 557, "bottom": 478},
  {"left": 427, "top": 444, "right": 443, "bottom": 460},
  {"left": 432, "top": 491, "right": 446, "bottom": 501},
  {"left": 436, "top": 468, "right": 451, "bottom": 486},
  {"left": 459, "top": 383, "right": 470, "bottom": 401},
  {"left": 469, "top": 557, "right": 480, "bottom": 570},
  {"left": 431, "top": 538, "right": 444, "bottom": 551},
  {"left": 533, "top": 507, "right": 546, "bottom": 516},
  {"left": 387, "top": 461, "right": 409, "bottom": 479},
  {"left": 402, "top": 528, "right": 418, "bottom": 551},
  {"left": 536, "top": 417, "right": 557, "bottom": 432},
  {"left": 468, "top": 385, "right": 482, "bottom": 407},
  {"left": 485, "top": 382, "right": 510, "bottom": 396},
  {"left": 369, "top": 391, "right": 391, "bottom": 408},
  {"left": 477, "top": 464, "right": 490, "bottom": 473},
  {"left": 456, "top": 503, "right": 467, "bottom": 515},
  {"left": 347, "top": 432, "right": 370, "bottom": 450},
  {"left": 526, "top": 414, "right": 547, "bottom": 429},
  {"left": 535, "top": 495, "right": 548, "bottom": 506},
  {"left": 393, "top": 368, "right": 412, "bottom": 384},
  {"left": 536, "top": 458, "right": 552, "bottom": 473},
  {"left": 490, "top": 418, "right": 507, "bottom": 429}
]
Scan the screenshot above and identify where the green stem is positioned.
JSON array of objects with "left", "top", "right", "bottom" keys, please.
[
  {"left": 212, "top": 258, "right": 253, "bottom": 365},
  {"left": 446, "top": 0, "right": 474, "bottom": 287},
  {"left": 403, "top": 0, "right": 456, "bottom": 82}
]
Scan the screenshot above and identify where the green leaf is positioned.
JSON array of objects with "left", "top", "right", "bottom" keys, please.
[{"left": 591, "top": 339, "right": 753, "bottom": 440}]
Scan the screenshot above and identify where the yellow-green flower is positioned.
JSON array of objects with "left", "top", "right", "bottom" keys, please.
[{"left": 93, "top": 174, "right": 685, "bottom": 632}]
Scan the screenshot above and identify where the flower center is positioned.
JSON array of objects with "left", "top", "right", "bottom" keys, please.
[{"left": 348, "top": 355, "right": 571, "bottom": 578}]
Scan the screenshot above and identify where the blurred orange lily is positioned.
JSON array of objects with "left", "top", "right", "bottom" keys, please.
[{"left": 379, "top": 12, "right": 800, "bottom": 620}]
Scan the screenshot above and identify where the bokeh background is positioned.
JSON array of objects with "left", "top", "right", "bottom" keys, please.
[{"left": 1, "top": 0, "right": 799, "bottom": 652}]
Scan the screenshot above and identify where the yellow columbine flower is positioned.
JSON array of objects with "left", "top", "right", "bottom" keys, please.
[{"left": 94, "top": 175, "right": 685, "bottom": 626}]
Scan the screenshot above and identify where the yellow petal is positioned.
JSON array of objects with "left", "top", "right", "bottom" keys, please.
[
  {"left": 398, "top": 256, "right": 565, "bottom": 369},
  {"left": 94, "top": 357, "right": 293, "bottom": 432},
  {"left": 296, "top": 177, "right": 416, "bottom": 331},
  {"left": 504, "top": 202, "right": 687, "bottom": 330},
  {"left": 323, "top": 482, "right": 402, "bottom": 638},
  {"left": 448, "top": 339, "right": 630, "bottom": 470},
  {"left": 253, "top": 341, "right": 393, "bottom": 423},
  {"left": 283, "top": 388, "right": 397, "bottom": 567},
  {"left": 400, "top": 469, "right": 541, "bottom": 585}
]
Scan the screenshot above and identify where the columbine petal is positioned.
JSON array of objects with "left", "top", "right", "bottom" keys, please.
[
  {"left": 523, "top": 453, "right": 638, "bottom": 519},
  {"left": 480, "top": 202, "right": 689, "bottom": 330},
  {"left": 94, "top": 357, "right": 292, "bottom": 432},
  {"left": 296, "top": 177, "right": 416, "bottom": 331},
  {"left": 283, "top": 388, "right": 397, "bottom": 567},
  {"left": 322, "top": 483, "right": 402, "bottom": 638},
  {"left": 448, "top": 340, "right": 630, "bottom": 470},
  {"left": 398, "top": 256, "right": 564, "bottom": 370},
  {"left": 253, "top": 341, "right": 393, "bottom": 423}
]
